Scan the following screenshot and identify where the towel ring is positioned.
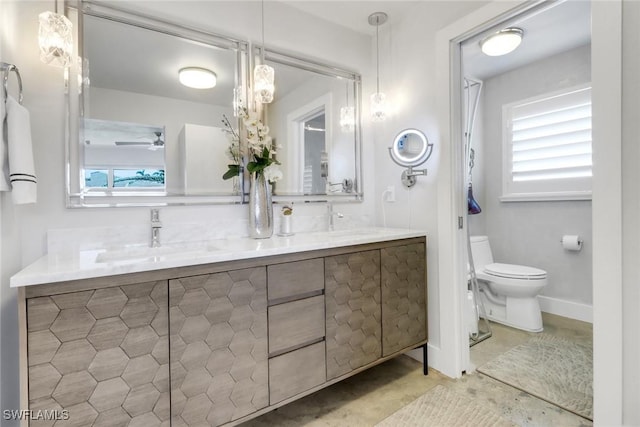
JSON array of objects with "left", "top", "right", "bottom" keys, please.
[{"left": 1, "top": 62, "right": 23, "bottom": 105}]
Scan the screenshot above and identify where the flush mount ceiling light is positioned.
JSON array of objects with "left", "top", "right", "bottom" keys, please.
[
  {"left": 38, "top": 9, "right": 73, "bottom": 67},
  {"left": 179, "top": 67, "right": 217, "bottom": 89},
  {"left": 369, "top": 11, "right": 388, "bottom": 122},
  {"left": 480, "top": 27, "right": 524, "bottom": 57}
]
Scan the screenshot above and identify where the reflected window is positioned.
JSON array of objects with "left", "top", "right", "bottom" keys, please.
[
  {"left": 85, "top": 169, "right": 108, "bottom": 187},
  {"left": 114, "top": 169, "right": 165, "bottom": 188}
]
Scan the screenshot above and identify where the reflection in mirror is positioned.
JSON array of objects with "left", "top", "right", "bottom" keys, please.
[
  {"left": 388, "top": 128, "right": 433, "bottom": 188},
  {"left": 83, "top": 118, "right": 165, "bottom": 189},
  {"left": 66, "top": 2, "right": 248, "bottom": 206},
  {"left": 261, "top": 49, "right": 362, "bottom": 199}
]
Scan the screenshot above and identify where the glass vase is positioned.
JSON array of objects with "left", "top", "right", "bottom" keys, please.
[{"left": 249, "top": 172, "right": 273, "bottom": 239}]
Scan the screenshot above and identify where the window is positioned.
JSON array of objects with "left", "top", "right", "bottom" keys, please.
[
  {"left": 84, "top": 168, "right": 165, "bottom": 189},
  {"left": 502, "top": 83, "right": 592, "bottom": 201}
]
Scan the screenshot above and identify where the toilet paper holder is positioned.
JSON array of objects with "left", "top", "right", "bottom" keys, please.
[{"left": 560, "top": 235, "right": 583, "bottom": 251}]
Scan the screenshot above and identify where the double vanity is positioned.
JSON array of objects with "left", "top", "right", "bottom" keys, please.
[{"left": 12, "top": 228, "right": 427, "bottom": 426}]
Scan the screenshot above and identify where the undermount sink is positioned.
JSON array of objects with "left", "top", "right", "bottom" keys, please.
[{"left": 95, "top": 242, "right": 218, "bottom": 263}]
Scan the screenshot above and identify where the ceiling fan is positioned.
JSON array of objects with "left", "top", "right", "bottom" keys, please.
[{"left": 115, "top": 131, "right": 164, "bottom": 147}]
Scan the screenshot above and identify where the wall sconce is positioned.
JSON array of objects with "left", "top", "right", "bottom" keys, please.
[
  {"left": 369, "top": 12, "right": 388, "bottom": 122},
  {"left": 38, "top": 9, "right": 73, "bottom": 68},
  {"left": 254, "top": 0, "right": 275, "bottom": 103},
  {"left": 179, "top": 67, "right": 217, "bottom": 89}
]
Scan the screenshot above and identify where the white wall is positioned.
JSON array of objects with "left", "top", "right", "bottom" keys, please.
[
  {"left": 1, "top": 0, "right": 27, "bottom": 419},
  {"left": 372, "top": 0, "right": 488, "bottom": 368},
  {"left": 622, "top": 1, "right": 640, "bottom": 423},
  {"left": 480, "top": 45, "right": 593, "bottom": 311}
]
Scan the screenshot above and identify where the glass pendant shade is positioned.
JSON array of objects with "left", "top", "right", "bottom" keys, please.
[
  {"left": 370, "top": 92, "right": 387, "bottom": 122},
  {"left": 254, "top": 64, "right": 275, "bottom": 104},
  {"left": 38, "top": 11, "right": 73, "bottom": 68},
  {"left": 340, "top": 106, "right": 355, "bottom": 132}
]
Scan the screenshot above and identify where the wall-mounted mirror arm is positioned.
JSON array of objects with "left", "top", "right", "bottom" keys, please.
[{"left": 401, "top": 167, "right": 427, "bottom": 188}]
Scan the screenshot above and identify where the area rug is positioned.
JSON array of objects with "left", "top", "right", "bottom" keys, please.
[
  {"left": 477, "top": 333, "right": 593, "bottom": 420},
  {"left": 375, "top": 384, "right": 514, "bottom": 427}
]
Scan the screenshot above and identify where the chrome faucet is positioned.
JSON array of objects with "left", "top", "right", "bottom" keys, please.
[
  {"left": 327, "top": 202, "right": 344, "bottom": 231},
  {"left": 150, "top": 209, "right": 162, "bottom": 248}
]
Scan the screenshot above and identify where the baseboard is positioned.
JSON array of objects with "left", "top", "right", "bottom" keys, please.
[{"left": 538, "top": 295, "right": 593, "bottom": 323}]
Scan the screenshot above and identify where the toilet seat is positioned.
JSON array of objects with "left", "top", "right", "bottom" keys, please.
[{"left": 484, "top": 263, "right": 546, "bottom": 280}]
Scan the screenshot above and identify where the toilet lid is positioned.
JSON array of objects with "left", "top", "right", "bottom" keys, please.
[{"left": 484, "top": 263, "right": 546, "bottom": 279}]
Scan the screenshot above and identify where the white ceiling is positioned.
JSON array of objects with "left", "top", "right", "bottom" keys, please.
[
  {"left": 283, "top": 0, "right": 591, "bottom": 80},
  {"left": 85, "top": 1, "right": 591, "bottom": 106},
  {"left": 280, "top": 0, "right": 421, "bottom": 35},
  {"left": 85, "top": 14, "right": 237, "bottom": 106},
  {"left": 459, "top": 1, "right": 590, "bottom": 79}
]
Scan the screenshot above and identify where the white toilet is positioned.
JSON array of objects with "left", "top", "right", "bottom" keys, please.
[{"left": 470, "top": 235, "right": 547, "bottom": 332}]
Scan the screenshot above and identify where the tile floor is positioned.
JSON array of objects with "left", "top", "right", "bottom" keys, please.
[{"left": 241, "top": 313, "right": 593, "bottom": 426}]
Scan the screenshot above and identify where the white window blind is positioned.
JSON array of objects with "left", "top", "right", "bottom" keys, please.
[{"left": 502, "top": 84, "right": 592, "bottom": 201}]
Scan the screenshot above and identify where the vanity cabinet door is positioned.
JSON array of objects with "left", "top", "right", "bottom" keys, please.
[
  {"left": 25, "top": 280, "right": 170, "bottom": 427},
  {"left": 169, "top": 267, "right": 268, "bottom": 427},
  {"left": 381, "top": 243, "right": 427, "bottom": 356},
  {"left": 325, "top": 250, "right": 382, "bottom": 380}
]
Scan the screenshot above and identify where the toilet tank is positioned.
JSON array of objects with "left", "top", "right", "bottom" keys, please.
[{"left": 470, "top": 235, "right": 494, "bottom": 271}]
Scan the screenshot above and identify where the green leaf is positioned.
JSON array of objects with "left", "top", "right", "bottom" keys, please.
[
  {"left": 222, "top": 164, "right": 240, "bottom": 180},
  {"left": 246, "top": 162, "right": 259, "bottom": 173}
]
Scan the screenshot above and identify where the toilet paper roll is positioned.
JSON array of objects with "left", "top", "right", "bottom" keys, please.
[{"left": 562, "top": 235, "right": 582, "bottom": 251}]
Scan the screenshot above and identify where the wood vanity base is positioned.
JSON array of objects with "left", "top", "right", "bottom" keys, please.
[{"left": 18, "top": 237, "right": 427, "bottom": 427}]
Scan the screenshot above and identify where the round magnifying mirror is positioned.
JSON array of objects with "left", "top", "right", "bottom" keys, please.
[{"left": 389, "top": 128, "right": 432, "bottom": 167}]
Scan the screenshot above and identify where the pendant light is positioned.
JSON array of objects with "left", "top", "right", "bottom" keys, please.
[
  {"left": 340, "top": 83, "right": 355, "bottom": 132},
  {"left": 369, "top": 12, "right": 388, "bottom": 122},
  {"left": 254, "top": 0, "right": 275, "bottom": 104},
  {"left": 38, "top": 2, "right": 73, "bottom": 68}
]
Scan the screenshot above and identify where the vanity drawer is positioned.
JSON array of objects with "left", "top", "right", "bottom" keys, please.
[
  {"left": 268, "top": 295, "right": 325, "bottom": 355},
  {"left": 269, "top": 341, "right": 326, "bottom": 404},
  {"left": 267, "top": 258, "right": 324, "bottom": 301}
]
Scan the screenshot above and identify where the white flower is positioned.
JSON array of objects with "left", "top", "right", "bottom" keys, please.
[{"left": 263, "top": 164, "right": 283, "bottom": 183}]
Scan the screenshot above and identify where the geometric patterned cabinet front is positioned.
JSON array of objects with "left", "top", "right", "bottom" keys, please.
[
  {"left": 325, "top": 250, "right": 382, "bottom": 380},
  {"left": 380, "top": 243, "right": 427, "bottom": 357},
  {"left": 168, "top": 267, "right": 268, "bottom": 427},
  {"left": 25, "top": 280, "right": 169, "bottom": 427}
]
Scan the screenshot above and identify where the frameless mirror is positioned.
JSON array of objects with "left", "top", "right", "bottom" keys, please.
[
  {"left": 66, "top": 2, "right": 249, "bottom": 207},
  {"left": 388, "top": 128, "right": 433, "bottom": 188},
  {"left": 259, "top": 49, "right": 363, "bottom": 200}
]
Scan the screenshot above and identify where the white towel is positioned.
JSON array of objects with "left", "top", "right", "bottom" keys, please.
[{"left": 3, "top": 95, "right": 37, "bottom": 204}]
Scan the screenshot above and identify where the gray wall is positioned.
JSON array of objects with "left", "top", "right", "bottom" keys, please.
[
  {"left": 478, "top": 44, "right": 592, "bottom": 305},
  {"left": 622, "top": 1, "right": 640, "bottom": 420}
]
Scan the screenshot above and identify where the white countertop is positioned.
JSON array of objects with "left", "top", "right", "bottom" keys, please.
[{"left": 10, "top": 227, "right": 426, "bottom": 287}]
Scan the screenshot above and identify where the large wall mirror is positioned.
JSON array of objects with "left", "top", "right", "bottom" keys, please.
[
  {"left": 261, "top": 49, "right": 363, "bottom": 201},
  {"left": 66, "top": 1, "right": 363, "bottom": 207},
  {"left": 66, "top": 1, "right": 249, "bottom": 207}
]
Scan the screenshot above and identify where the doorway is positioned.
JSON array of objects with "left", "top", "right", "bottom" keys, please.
[{"left": 435, "top": 0, "right": 623, "bottom": 422}]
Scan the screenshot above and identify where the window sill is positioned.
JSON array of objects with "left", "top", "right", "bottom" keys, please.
[{"left": 500, "top": 191, "right": 592, "bottom": 202}]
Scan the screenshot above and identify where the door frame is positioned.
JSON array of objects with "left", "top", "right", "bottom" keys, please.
[{"left": 435, "top": 0, "right": 623, "bottom": 424}]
